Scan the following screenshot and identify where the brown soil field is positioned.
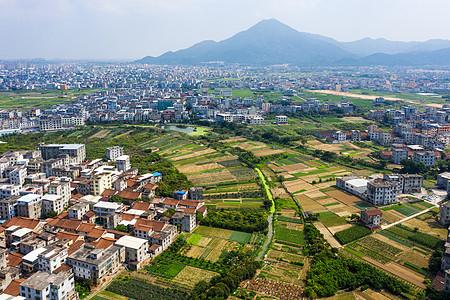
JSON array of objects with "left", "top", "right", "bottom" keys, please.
[
  {"left": 283, "top": 163, "right": 312, "bottom": 172},
  {"left": 295, "top": 195, "right": 325, "bottom": 211},
  {"left": 220, "top": 136, "right": 247, "bottom": 143},
  {"left": 284, "top": 179, "right": 314, "bottom": 193},
  {"left": 304, "top": 190, "right": 328, "bottom": 199},
  {"left": 327, "top": 224, "right": 353, "bottom": 235},
  {"left": 173, "top": 266, "right": 218, "bottom": 288},
  {"left": 281, "top": 208, "right": 297, "bottom": 218},
  {"left": 196, "top": 237, "right": 212, "bottom": 247},
  {"left": 233, "top": 141, "right": 267, "bottom": 150},
  {"left": 207, "top": 238, "right": 228, "bottom": 251},
  {"left": 371, "top": 234, "right": 410, "bottom": 252},
  {"left": 89, "top": 129, "right": 110, "bottom": 139},
  {"left": 330, "top": 206, "right": 361, "bottom": 217},
  {"left": 403, "top": 218, "right": 447, "bottom": 239},
  {"left": 113, "top": 130, "right": 133, "bottom": 139},
  {"left": 178, "top": 162, "right": 224, "bottom": 173},
  {"left": 171, "top": 148, "right": 216, "bottom": 161},
  {"left": 343, "top": 117, "right": 371, "bottom": 123},
  {"left": 279, "top": 221, "right": 303, "bottom": 231},
  {"left": 267, "top": 163, "right": 284, "bottom": 172},
  {"left": 363, "top": 257, "right": 425, "bottom": 288},
  {"left": 280, "top": 172, "right": 295, "bottom": 179},
  {"left": 252, "top": 149, "right": 286, "bottom": 157},
  {"left": 381, "top": 210, "right": 406, "bottom": 224},
  {"left": 315, "top": 222, "right": 342, "bottom": 248},
  {"left": 326, "top": 190, "right": 365, "bottom": 206},
  {"left": 185, "top": 245, "right": 205, "bottom": 259},
  {"left": 316, "top": 198, "right": 340, "bottom": 205},
  {"left": 397, "top": 249, "right": 430, "bottom": 268}
]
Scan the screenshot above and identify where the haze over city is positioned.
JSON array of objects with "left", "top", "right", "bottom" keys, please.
[{"left": 1, "top": 0, "right": 450, "bottom": 60}]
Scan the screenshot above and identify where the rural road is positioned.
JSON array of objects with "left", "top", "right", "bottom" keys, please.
[
  {"left": 380, "top": 206, "right": 434, "bottom": 230},
  {"left": 255, "top": 168, "right": 275, "bottom": 261}
]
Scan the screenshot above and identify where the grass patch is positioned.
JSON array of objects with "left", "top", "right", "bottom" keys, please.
[
  {"left": 275, "top": 226, "right": 306, "bottom": 245},
  {"left": 186, "top": 234, "right": 202, "bottom": 245},
  {"left": 344, "top": 246, "right": 364, "bottom": 258}
]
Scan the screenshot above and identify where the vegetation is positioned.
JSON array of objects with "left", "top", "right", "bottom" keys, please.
[
  {"left": 201, "top": 209, "right": 269, "bottom": 233},
  {"left": 334, "top": 225, "right": 372, "bottom": 245},
  {"left": 107, "top": 278, "right": 188, "bottom": 300}
]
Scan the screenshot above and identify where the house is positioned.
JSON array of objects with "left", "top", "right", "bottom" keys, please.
[
  {"left": 19, "top": 270, "right": 77, "bottom": 300},
  {"left": 336, "top": 176, "right": 368, "bottom": 196},
  {"left": 93, "top": 201, "right": 123, "bottom": 218},
  {"left": 68, "top": 203, "right": 90, "bottom": 219},
  {"left": 114, "top": 236, "right": 149, "bottom": 270},
  {"left": 66, "top": 244, "right": 125, "bottom": 281},
  {"left": 439, "top": 203, "right": 450, "bottom": 226},
  {"left": 366, "top": 179, "right": 398, "bottom": 205},
  {"left": 360, "top": 209, "right": 383, "bottom": 229},
  {"left": 189, "top": 187, "right": 203, "bottom": 200}
]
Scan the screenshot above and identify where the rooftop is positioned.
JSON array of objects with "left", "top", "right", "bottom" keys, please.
[
  {"left": 21, "top": 270, "right": 71, "bottom": 290},
  {"left": 114, "top": 235, "right": 147, "bottom": 249}
]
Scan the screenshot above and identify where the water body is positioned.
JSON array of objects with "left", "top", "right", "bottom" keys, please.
[{"left": 161, "top": 125, "right": 196, "bottom": 134}]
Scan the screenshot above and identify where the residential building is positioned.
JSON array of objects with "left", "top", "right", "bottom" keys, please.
[
  {"left": 41, "top": 194, "right": 65, "bottom": 215},
  {"left": 114, "top": 236, "right": 149, "bottom": 270},
  {"left": 439, "top": 203, "right": 450, "bottom": 226},
  {"left": 37, "top": 245, "right": 68, "bottom": 273},
  {"left": 0, "top": 185, "right": 21, "bottom": 199},
  {"left": 16, "top": 194, "right": 42, "bottom": 219},
  {"left": 413, "top": 151, "right": 435, "bottom": 166},
  {"left": 66, "top": 244, "right": 125, "bottom": 280},
  {"left": 68, "top": 203, "right": 90, "bottom": 219},
  {"left": 115, "top": 155, "right": 130, "bottom": 172},
  {"left": 276, "top": 115, "right": 288, "bottom": 125},
  {"left": 392, "top": 147, "right": 408, "bottom": 164},
  {"left": 189, "top": 187, "right": 203, "bottom": 200},
  {"left": 39, "top": 144, "right": 86, "bottom": 165},
  {"left": 105, "top": 146, "right": 124, "bottom": 161},
  {"left": 360, "top": 208, "right": 383, "bottom": 229},
  {"left": 0, "top": 196, "right": 20, "bottom": 220},
  {"left": 93, "top": 202, "right": 123, "bottom": 218},
  {"left": 336, "top": 176, "right": 368, "bottom": 196},
  {"left": 19, "top": 270, "right": 76, "bottom": 300},
  {"left": 47, "top": 181, "right": 70, "bottom": 205},
  {"left": 437, "top": 172, "right": 450, "bottom": 192},
  {"left": 366, "top": 179, "right": 398, "bottom": 205}
]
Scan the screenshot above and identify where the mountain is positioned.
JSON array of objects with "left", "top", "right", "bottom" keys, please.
[
  {"left": 337, "top": 38, "right": 450, "bottom": 56},
  {"left": 137, "top": 19, "right": 450, "bottom": 66},
  {"left": 137, "top": 19, "right": 354, "bottom": 65}
]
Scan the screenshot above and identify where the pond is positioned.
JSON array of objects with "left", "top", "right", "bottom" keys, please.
[{"left": 161, "top": 125, "right": 196, "bottom": 134}]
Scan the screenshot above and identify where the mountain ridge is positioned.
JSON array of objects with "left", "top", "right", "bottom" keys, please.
[{"left": 137, "top": 19, "right": 450, "bottom": 65}]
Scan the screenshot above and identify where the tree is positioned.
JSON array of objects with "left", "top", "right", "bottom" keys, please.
[
  {"left": 110, "top": 195, "right": 124, "bottom": 203},
  {"left": 114, "top": 224, "right": 128, "bottom": 232},
  {"left": 44, "top": 210, "right": 57, "bottom": 218}
]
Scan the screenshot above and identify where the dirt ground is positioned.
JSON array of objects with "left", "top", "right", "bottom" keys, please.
[
  {"left": 315, "top": 222, "right": 342, "bottom": 248},
  {"left": 326, "top": 190, "right": 365, "bottom": 206},
  {"left": 171, "top": 148, "right": 216, "bottom": 161},
  {"left": 295, "top": 195, "right": 325, "bottom": 211},
  {"left": 177, "top": 162, "right": 223, "bottom": 173},
  {"left": 253, "top": 149, "right": 286, "bottom": 157},
  {"left": 403, "top": 217, "right": 447, "bottom": 239},
  {"left": 283, "top": 179, "right": 314, "bottom": 193}
]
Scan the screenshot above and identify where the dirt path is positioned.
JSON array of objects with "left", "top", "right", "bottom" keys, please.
[
  {"left": 314, "top": 222, "right": 342, "bottom": 248},
  {"left": 362, "top": 257, "right": 425, "bottom": 288},
  {"left": 309, "top": 90, "right": 443, "bottom": 108}
]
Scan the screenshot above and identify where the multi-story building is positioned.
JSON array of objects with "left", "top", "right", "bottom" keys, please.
[
  {"left": 40, "top": 159, "right": 64, "bottom": 177},
  {"left": 275, "top": 115, "right": 288, "bottom": 125},
  {"left": 93, "top": 202, "right": 123, "bottom": 218},
  {"left": 8, "top": 167, "right": 27, "bottom": 186},
  {"left": 0, "top": 195, "right": 20, "bottom": 220},
  {"left": 439, "top": 203, "right": 450, "bottom": 226},
  {"left": 189, "top": 187, "right": 203, "bottom": 200},
  {"left": 68, "top": 203, "right": 90, "bottom": 219},
  {"left": 41, "top": 194, "right": 65, "bottom": 215},
  {"left": 360, "top": 208, "right": 383, "bottom": 229},
  {"left": 336, "top": 176, "right": 368, "bottom": 196},
  {"left": 91, "top": 173, "right": 113, "bottom": 196},
  {"left": 413, "top": 151, "right": 435, "bottom": 166},
  {"left": 66, "top": 244, "right": 125, "bottom": 281},
  {"left": 48, "top": 181, "right": 70, "bottom": 205},
  {"left": 366, "top": 179, "right": 398, "bottom": 205},
  {"left": 115, "top": 155, "right": 130, "bottom": 172},
  {"left": 16, "top": 194, "right": 42, "bottom": 219},
  {"left": 19, "top": 270, "right": 76, "bottom": 300},
  {"left": 391, "top": 146, "right": 408, "bottom": 164},
  {"left": 114, "top": 236, "right": 149, "bottom": 270},
  {"left": 37, "top": 244, "right": 68, "bottom": 273},
  {"left": 0, "top": 185, "right": 21, "bottom": 199},
  {"left": 39, "top": 144, "right": 86, "bottom": 164},
  {"left": 105, "top": 146, "right": 124, "bottom": 161}
]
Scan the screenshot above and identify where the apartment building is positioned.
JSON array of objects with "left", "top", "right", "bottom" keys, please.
[
  {"left": 8, "top": 167, "right": 27, "bottom": 186},
  {"left": 336, "top": 176, "right": 368, "bottom": 196},
  {"left": 413, "top": 151, "right": 435, "bottom": 166},
  {"left": 48, "top": 181, "right": 70, "bottom": 205},
  {"left": 41, "top": 194, "right": 65, "bottom": 215},
  {"left": 366, "top": 179, "right": 398, "bottom": 205},
  {"left": 0, "top": 185, "right": 21, "bottom": 199},
  {"left": 391, "top": 147, "right": 408, "bottom": 164},
  {"left": 276, "top": 115, "right": 288, "bottom": 125},
  {"left": 16, "top": 194, "right": 42, "bottom": 219},
  {"left": 114, "top": 236, "right": 149, "bottom": 270},
  {"left": 115, "top": 155, "right": 130, "bottom": 172},
  {"left": 91, "top": 173, "right": 113, "bottom": 196},
  {"left": 19, "top": 270, "right": 76, "bottom": 300},
  {"left": 68, "top": 203, "right": 90, "bottom": 219},
  {"left": 105, "top": 146, "right": 124, "bottom": 161},
  {"left": 0, "top": 195, "right": 20, "bottom": 220},
  {"left": 67, "top": 244, "right": 125, "bottom": 280},
  {"left": 37, "top": 245, "right": 68, "bottom": 273},
  {"left": 439, "top": 203, "right": 450, "bottom": 226},
  {"left": 189, "top": 187, "right": 203, "bottom": 200},
  {"left": 39, "top": 144, "right": 86, "bottom": 165},
  {"left": 93, "top": 202, "right": 123, "bottom": 218}
]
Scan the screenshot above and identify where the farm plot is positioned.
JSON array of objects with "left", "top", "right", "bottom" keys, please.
[
  {"left": 172, "top": 266, "right": 219, "bottom": 288},
  {"left": 397, "top": 249, "right": 430, "bottom": 269},
  {"left": 267, "top": 250, "right": 305, "bottom": 264},
  {"left": 318, "top": 211, "right": 348, "bottom": 227},
  {"left": 194, "top": 226, "right": 233, "bottom": 239},
  {"left": 325, "top": 190, "right": 365, "bottom": 206},
  {"left": 284, "top": 179, "right": 314, "bottom": 194},
  {"left": 242, "top": 277, "right": 303, "bottom": 300},
  {"left": 252, "top": 148, "right": 287, "bottom": 157},
  {"left": 402, "top": 217, "right": 447, "bottom": 239},
  {"left": 295, "top": 194, "right": 325, "bottom": 211}
]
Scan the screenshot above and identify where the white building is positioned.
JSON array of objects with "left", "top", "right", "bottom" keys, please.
[
  {"left": 42, "top": 194, "right": 65, "bottom": 215},
  {"left": 105, "top": 146, "right": 124, "bottom": 161},
  {"left": 93, "top": 201, "right": 123, "bottom": 218},
  {"left": 413, "top": 151, "right": 435, "bottom": 166},
  {"left": 336, "top": 176, "right": 368, "bottom": 196},
  {"left": 276, "top": 115, "right": 288, "bottom": 125},
  {"left": 19, "top": 270, "right": 76, "bottom": 300},
  {"left": 68, "top": 202, "right": 90, "bottom": 219},
  {"left": 114, "top": 236, "right": 149, "bottom": 270},
  {"left": 115, "top": 155, "right": 130, "bottom": 172},
  {"left": 366, "top": 179, "right": 398, "bottom": 205},
  {"left": 37, "top": 245, "right": 68, "bottom": 273}
]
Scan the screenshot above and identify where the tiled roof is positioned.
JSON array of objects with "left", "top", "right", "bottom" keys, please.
[
  {"left": 3, "top": 278, "right": 26, "bottom": 296},
  {"left": 3, "top": 217, "right": 40, "bottom": 230},
  {"left": 7, "top": 252, "right": 23, "bottom": 267}
]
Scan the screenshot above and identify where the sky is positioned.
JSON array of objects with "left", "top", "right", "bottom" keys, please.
[{"left": 1, "top": 0, "right": 449, "bottom": 60}]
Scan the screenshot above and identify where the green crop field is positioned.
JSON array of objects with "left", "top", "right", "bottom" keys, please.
[{"left": 228, "top": 231, "right": 252, "bottom": 243}]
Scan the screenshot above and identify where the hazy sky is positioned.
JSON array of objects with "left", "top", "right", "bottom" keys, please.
[{"left": 1, "top": 0, "right": 449, "bottom": 60}]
